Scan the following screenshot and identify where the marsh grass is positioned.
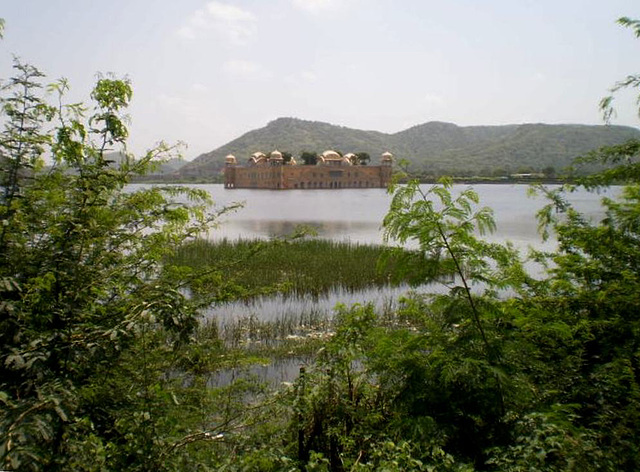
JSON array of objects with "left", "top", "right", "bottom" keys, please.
[
  {"left": 171, "top": 238, "right": 409, "bottom": 297},
  {"left": 176, "top": 238, "right": 432, "bottom": 376},
  {"left": 191, "top": 293, "right": 426, "bottom": 384},
  {"left": 218, "top": 309, "right": 332, "bottom": 350},
  {"left": 213, "top": 296, "right": 408, "bottom": 354}
]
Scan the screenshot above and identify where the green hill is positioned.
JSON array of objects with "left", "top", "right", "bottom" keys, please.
[{"left": 176, "top": 117, "right": 640, "bottom": 179}]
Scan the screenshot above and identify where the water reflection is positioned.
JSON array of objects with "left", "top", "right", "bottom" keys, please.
[
  {"left": 208, "top": 285, "right": 414, "bottom": 325},
  {"left": 208, "top": 358, "right": 311, "bottom": 388},
  {"left": 230, "top": 219, "right": 381, "bottom": 240},
  {"left": 198, "top": 184, "right": 620, "bottom": 249},
  {"left": 127, "top": 183, "right": 618, "bottom": 248}
]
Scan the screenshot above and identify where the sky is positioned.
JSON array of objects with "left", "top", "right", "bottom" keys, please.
[{"left": 2, "top": 0, "right": 639, "bottom": 159}]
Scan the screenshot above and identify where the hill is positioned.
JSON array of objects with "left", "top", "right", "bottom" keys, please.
[
  {"left": 175, "top": 118, "right": 640, "bottom": 179},
  {"left": 102, "top": 153, "right": 187, "bottom": 181}
]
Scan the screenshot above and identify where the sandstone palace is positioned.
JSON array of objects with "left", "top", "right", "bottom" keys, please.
[{"left": 224, "top": 150, "right": 393, "bottom": 190}]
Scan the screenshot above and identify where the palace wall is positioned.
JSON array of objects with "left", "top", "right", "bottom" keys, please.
[
  {"left": 225, "top": 151, "right": 393, "bottom": 190},
  {"left": 226, "top": 165, "right": 391, "bottom": 189}
]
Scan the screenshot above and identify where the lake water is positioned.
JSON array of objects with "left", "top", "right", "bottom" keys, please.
[
  {"left": 138, "top": 183, "right": 614, "bottom": 328},
  {"left": 130, "top": 183, "right": 619, "bottom": 326},
  {"left": 138, "top": 183, "right": 618, "bottom": 381},
  {"left": 166, "top": 183, "right": 618, "bottom": 252}
]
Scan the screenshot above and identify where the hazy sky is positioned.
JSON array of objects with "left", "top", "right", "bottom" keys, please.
[{"left": 2, "top": 0, "right": 639, "bottom": 159}]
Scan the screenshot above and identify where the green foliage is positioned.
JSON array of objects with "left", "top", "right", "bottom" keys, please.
[
  {"left": 600, "top": 17, "right": 640, "bottom": 123},
  {"left": 570, "top": 139, "right": 640, "bottom": 185},
  {"left": 278, "top": 161, "right": 640, "bottom": 470},
  {"left": 278, "top": 132, "right": 640, "bottom": 469},
  {"left": 529, "top": 168, "right": 640, "bottom": 468},
  {"left": 619, "top": 16, "right": 640, "bottom": 37},
  {"left": 3, "top": 15, "right": 640, "bottom": 471},
  {"left": 281, "top": 150, "right": 293, "bottom": 163},
  {"left": 382, "top": 178, "right": 528, "bottom": 349},
  {"left": 0, "top": 59, "right": 239, "bottom": 471},
  {"left": 355, "top": 152, "right": 371, "bottom": 166},
  {"left": 300, "top": 151, "right": 318, "bottom": 165},
  {"left": 486, "top": 410, "right": 602, "bottom": 471}
]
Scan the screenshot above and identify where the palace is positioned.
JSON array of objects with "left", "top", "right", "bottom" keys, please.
[{"left": 224, "top": 150, "right": 393, "bottom": 189}]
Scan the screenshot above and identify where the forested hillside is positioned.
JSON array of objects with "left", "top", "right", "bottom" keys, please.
[{"left": 176, "top": 117, "right": 640, "bottom": 179}]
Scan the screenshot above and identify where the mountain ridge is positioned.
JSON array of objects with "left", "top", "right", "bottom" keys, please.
[{"left": 176, "top": 117, "right": 640, "bottom": 178}]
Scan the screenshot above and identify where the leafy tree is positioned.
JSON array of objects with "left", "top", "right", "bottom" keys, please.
[
  {"left": 0, "top": 59, "right": 230, "bottom": 471},
  {"left": 300, "top": 151, "right": 318, "bottom": 165},
  {"left": 285, "top": 163, "right": 640, "bottom": 470},
  {"left": 542, "top": 165, "right": 556, "bottom": 177},
  {"left": 600, "top": 17, "right": 640, "bottom": 123},
  {"left": 280, "top": 19, "right": 640, "bottom": 469},
  {"left": 355, "top": 152, "right": 370, "bottom": 165}
]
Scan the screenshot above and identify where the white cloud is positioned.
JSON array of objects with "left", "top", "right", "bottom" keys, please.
[
  {"left": 206, "top": 2, "right": 255, "bottom": 22},
  {"left": 223, "top": 60, "right": 272, "bottom": 79},
  {"left": 157, "top": 93, "right": 201, "bottom": 120},
  {"left": 285, "top": 70, "right": 318, "bottom": 85},
  {"left": 177, "top": 2, "right": 257, "bottom": 45},
  {"left": 423, "top": 93, "right": 445, "bottom": 106},
  {"left": 532, "top": 72, "right": 546, "bottom": 82},
  {"left": 291, "top": 0, "right": 350, "bottom": 14},
  {"left": 300, "top": 71, "right": 317, "bottom": 82},
  {"left": 191, "top": 83, "right": 209, "bottom": 93},
  {"left": 176, "top": 25, "right": 197, "bottom": 40}
]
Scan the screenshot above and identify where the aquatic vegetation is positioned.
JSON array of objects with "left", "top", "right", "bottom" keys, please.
[{"left": 170, "top": 238, "right": 415, "bottom": 297}]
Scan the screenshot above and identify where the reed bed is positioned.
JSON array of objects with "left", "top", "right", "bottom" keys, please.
[
  {"left": 172, "top": 238, "right": 427, "bottom": 363},
  {"left": 218, "top": 309, "right": 332, "bottom": 348},
  {"left": 170, "top": 238, "right": 409, "bottom": 297}
]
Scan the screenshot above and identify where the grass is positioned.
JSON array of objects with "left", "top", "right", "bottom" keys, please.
[
  {"left": 170, "top": 238, "right": 412, "bottom": 297},
  {"left": 171, "top": 238, "right": 431, "bottom": 370}
]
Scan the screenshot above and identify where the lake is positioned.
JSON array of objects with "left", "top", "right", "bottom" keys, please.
[
  {"left": 156, "top": 183, "right": 617, "bottom": 252},
  {"left": 138, "top": 183, "right": 618, "bottom": 380},
  {"left": 135, "top": 183, "right": 617, "bottom": 329}
]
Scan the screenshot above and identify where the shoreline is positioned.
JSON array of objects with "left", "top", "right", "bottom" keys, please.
[{"left": 131, "top": 176, "right": 567, "bottom": 185}]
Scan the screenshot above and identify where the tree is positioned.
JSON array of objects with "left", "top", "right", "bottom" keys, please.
[
  {"left": 300, "top": 151, "right": 317, "bottom": 165},
  {"left": 356, "top": 152, "right": 370, "bottom": 165},
  {"left": 600, "top": 17, "right": 640, "bottom": 123},
  {"left": 282, "top": 19, "right": 640, "bottom": 470},
  {"left": 542, "top": 165, "right": 556, "bottom": 177},
  {"left": 0, "top": 60, "right": 226, "bottom": 471}
]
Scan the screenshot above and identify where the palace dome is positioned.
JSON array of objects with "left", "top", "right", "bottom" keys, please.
[
  {"left": 321, "top": 150, "right": 341, "bottom": 160},
  {"left": 249, "top": 152, "right": 267, "bottom": 165}
]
